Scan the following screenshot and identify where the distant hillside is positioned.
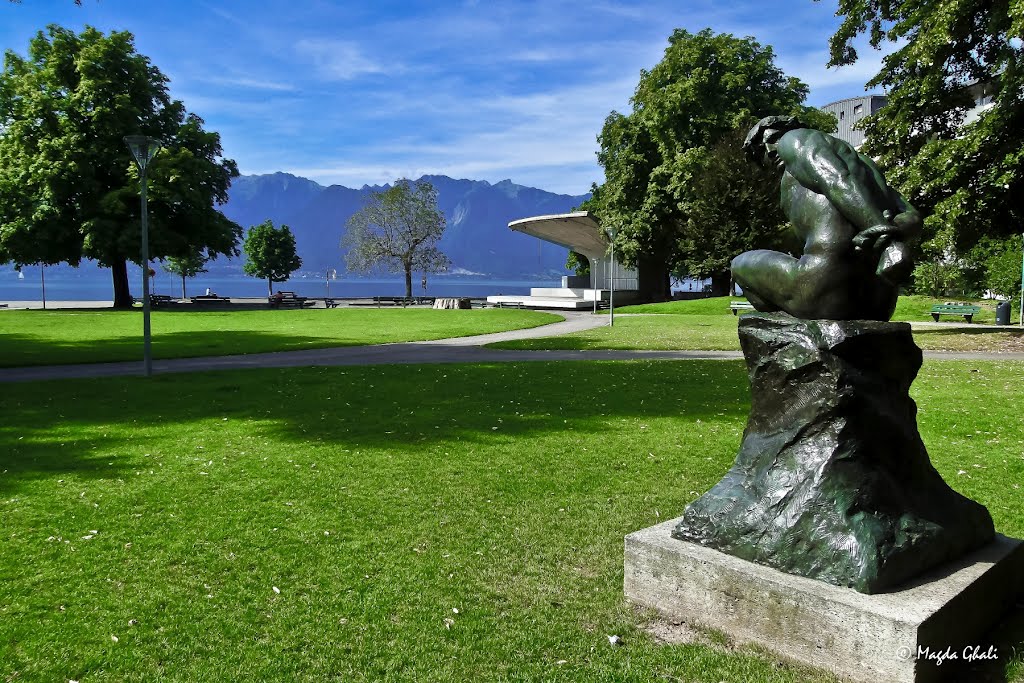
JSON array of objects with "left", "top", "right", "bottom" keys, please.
[{"left": 218, "top": 173, "right": 590, "bottom": 277}]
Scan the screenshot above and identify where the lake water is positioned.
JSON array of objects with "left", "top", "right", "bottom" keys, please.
[
  {"left": 0, "top": 264, "right": 548, "bottom": 302},
  {"left": 1, "top": 264, "right": 711, "bottom": 303}
]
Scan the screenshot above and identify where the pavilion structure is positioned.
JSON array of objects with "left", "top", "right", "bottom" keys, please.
[{"left": 486, "top": 211, "right": 640, "bottom": 309}]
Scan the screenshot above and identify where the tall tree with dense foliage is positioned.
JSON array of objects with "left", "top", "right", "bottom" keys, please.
[
  {"left": 243, "top": 221, "right": 302, "bottom": 296},
  {"left": 825, "top": 0, "right": 1023, "bottom": 255},
  {"left": 673, "top": 124, "right": 800, "bottom": 292},
  {"left": 586, "top": 29, "right": 834, "bottom": 299},
  {"left": 343, "top": 179, "right": 450, "bottom": 299},
  {"left": 0, "top": 25, "right": 241, "bottom": 307}
]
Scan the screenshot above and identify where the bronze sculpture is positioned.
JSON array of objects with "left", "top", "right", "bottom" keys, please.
[
  {"left": 732, "top": 116, "right": 921, "bottom": 321},
  {"left": 671, "top": 117, "right": 994, "bottom": 594}
]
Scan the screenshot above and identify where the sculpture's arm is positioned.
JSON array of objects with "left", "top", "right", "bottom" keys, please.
[{"left": 776, "top": 129, "right": 921, "bottom": 246}]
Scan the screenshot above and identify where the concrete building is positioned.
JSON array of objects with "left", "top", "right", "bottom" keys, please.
[
  {"left": 486, "top": 211, "right": 640, "bottom": 309},
  {"left": 823, "top": 82, "right": 994, "bottom": 148},
  {"left": 820, "top": 95, "right": 888, "bottom": 148}
]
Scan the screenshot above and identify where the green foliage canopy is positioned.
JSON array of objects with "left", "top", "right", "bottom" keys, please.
[
  {"left": 565, "top": 250, "right": 590, "bottom": 277},
  {"left": 0, "top": 25, "right": 241, "bottom": 307},
  {"left": 243, "top": 220, "right": 302, "bottom": 295},
  {"left": 974, "top": 235, "right": 1024, "bottom": 299},
  {"left": 825, "top": 0, "right": 1024, "bottom": 253},
  {"left": 585, "top": 28, "right": 835, "bottom": 299},
  {"left": 343, "top": 179, "right": 450, "bottom": 299}
]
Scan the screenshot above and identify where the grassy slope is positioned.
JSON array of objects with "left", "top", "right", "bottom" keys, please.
[
  {"left": 1, "top": 360, "right": 1020, "bottom": 682},
  {"left": 489, "top": 296, "right": 1024, "bottom": 352},
  {"left": 0, "top": 308, "right": 559, "bottom": 367}
]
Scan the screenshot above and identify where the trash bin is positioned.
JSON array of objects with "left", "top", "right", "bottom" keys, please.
[{"left": 996, "top": 300, "right": 1011, "bottom": 325}]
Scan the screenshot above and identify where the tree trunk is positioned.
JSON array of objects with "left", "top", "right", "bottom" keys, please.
[
  {"left": 111, "top": 258, "right": 133, "bottom": 308},
  {"left": 637, "top": 255, "right": 671, "bottom": 302},
  {"left": 404, "top": 265, "right": 413, "bottom": 300},
  {"left": 180, "top": 274, "right": 186, "bottom": 299},
  {"left": 268, "top": 278, "right": 273, "bottom": 297},
  {"left": 709, "top": 270, "right": 731, "bottom": 297}
]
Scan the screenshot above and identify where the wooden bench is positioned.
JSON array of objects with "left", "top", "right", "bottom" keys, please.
[
  {"left": 190, "top": 295, "right": 231, "bottom": 305},
  {"left": 269, "top": 291, "right": 314, "bottom": 308},
  {"left": 133, "top": 294, "right": 174, "bottom": 306},
  {"left": 930, "top": 304, "right": 981, "bottom": 323},
  {"left": 730, "top": 301, "right": 755, "bottom": 315}
]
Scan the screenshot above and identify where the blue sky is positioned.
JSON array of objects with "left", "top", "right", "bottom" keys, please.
[{"left": 1, "top": 0, "right": 889, "bottom": 195}]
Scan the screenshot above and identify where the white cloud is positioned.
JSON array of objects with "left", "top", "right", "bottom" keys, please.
[
  {"left": 295, "top": 39, "right": 391, "bottom": 80},
  {"left": 201, "top": 76, "right": 299, "bottom": 92},
  {"left": 164, "top": 0, "right": 890, "bottom": 194}
]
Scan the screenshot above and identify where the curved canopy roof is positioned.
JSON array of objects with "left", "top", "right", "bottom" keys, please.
[{"left": 508, "top": 211, "right": 607, "bottom": 257}]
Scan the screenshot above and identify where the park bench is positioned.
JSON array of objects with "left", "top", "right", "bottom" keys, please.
[
  {"left": 324, "top": 298, "right": 339, "bottom": 308},
  {"left": 269, "top": 291, "right": 314, "bottom": 308},
  {"left": 133, "top": 294, "right": 174, "bottom": 306},
  {"left": 929, "top": 303, "right": 981, "bottom": 323},
  {"left": 190, "top": 294, "right": 231, "bottom": 305},
  {"left": 730, "top": 301, "right": 755, "bottom": 315}
]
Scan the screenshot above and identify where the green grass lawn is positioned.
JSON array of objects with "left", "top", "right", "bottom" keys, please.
[
  {"left": 2, "top": 360, "right": 1021, "bottom": 682},
  {"left": 489, "top": 296, "right": 1024, "bottom": 353},
  {"left": 491, "top": 314, "right": 741, "bottom": 351},
  {"left": 0, "top": 308, "right": 560, "bottom": 368},
  {"left": 615, "top": 294, "right": 1003, "bottom": 323}
]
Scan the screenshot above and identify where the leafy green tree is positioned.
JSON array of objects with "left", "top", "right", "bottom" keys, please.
[
  {"left": 587, "top": 29, "right": 833, "bottom": 299},
  {"left": 566, "top": 251, "right": 590, "bottom": 277},
  {"left": 673, "top": 124, "right": 806, "bottom": 293},
  {"left": 825, "top": 0, "right": 1023, "bottom": 255},
  {"left": 0, "top": 25, "right": 240, "bottom": 307},
  {"left": 343, "top": 179, "right": 450, "bottom": 299},
  {"left": 910, "top": 259, "right": 966, "bottom": 299},
  {"left": 984, "top": 241, "right": 1023, "bottom": 300},
  {"left": 970, "top": 235, "right": 1023, "bottom": 299},
  {"left": 243, "top": 221, "right": 302, "bottom": 296},
  {"left": 163, "top": 249, "right": 209, "bottom": 299}
]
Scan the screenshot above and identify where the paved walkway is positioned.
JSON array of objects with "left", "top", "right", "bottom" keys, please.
[{"left": 3, "top": 310, "right": 1023, "bottom": 383}]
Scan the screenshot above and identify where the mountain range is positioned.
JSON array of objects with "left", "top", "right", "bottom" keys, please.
[{"left": 218, "top": 173, "right": 591, "bottom": 278}]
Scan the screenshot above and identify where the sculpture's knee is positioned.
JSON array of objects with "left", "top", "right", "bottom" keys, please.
[
  {"left": 731, "top": 251, "right": 783, "bottom": 312},
  {"left": 731, "top": 252, "right": 759, "bottom": 288}
]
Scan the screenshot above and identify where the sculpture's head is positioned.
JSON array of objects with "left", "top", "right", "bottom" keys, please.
[{"left": 743, "top": 115, "right": 807, "bottom": 167}]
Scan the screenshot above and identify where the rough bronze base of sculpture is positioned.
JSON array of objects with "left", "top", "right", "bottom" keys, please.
[{"left": 672, "top": 313, "right": 994, "bottom": 594}]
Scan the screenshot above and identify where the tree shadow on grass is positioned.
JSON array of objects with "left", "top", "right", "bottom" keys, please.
[
  {"left": 0, "top": 360, "right": 752, "bottom": 493},
  {"left": 0, "top": 330, "right": 363, "bottom": 368},
  {"left": 2, "top": 359, "right": 1021, "bottom": 680}
]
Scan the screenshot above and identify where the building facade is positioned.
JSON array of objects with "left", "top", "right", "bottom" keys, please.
[{"left": 819, "top": 95, "right": 888, "bottom": 148}]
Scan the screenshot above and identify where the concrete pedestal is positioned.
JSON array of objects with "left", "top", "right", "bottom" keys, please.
[{"left": 625, "top": 518, "right": 1024, "bottom": 683}]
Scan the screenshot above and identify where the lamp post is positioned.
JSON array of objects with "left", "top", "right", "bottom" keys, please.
[
  {"left": 607, "top": 225, "right": 617, "bottom": 327},
  {"left": 124, "top": 135, "right": 163, "bottom": 377}
]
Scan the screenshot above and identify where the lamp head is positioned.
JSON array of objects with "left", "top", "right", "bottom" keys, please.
[{"left": 123, "top": 135, "right": 163, "bottom": 171}]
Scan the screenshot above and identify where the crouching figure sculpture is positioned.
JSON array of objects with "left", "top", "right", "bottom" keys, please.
[
  {"left": 671, "top": 116, "right": 994, "bottom": 594},
  {"left": 732, "top": 115, "right": 921, "bottom": 321}
]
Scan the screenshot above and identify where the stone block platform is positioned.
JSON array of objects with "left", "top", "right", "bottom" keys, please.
[{"left": 625, "top": 518, "right": 1024, "bottom": 683}]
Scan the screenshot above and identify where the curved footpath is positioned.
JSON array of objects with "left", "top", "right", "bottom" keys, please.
[{"left": 2, "top": 311, "right": 1023, "bottom": 384}]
